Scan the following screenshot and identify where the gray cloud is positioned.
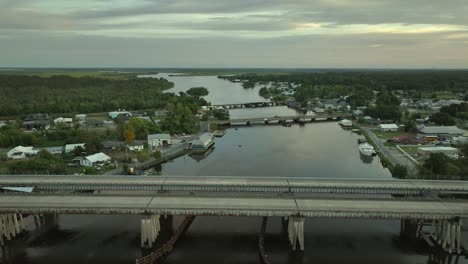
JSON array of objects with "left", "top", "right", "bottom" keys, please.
[{"left": 1, "top": 0, "right": 468, "bottom": 67}]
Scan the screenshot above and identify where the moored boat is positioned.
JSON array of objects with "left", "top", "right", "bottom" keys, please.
[
  {"left": 338, "top": 119, "right": 352, "bottom": 127},
  {"left": 358, "top": 143, "right": 375, "bottom": 156}
]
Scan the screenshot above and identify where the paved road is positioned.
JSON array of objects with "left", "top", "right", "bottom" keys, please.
[
  {"left": 362, "top": 128, "right": 416, "bottom": 173},
  {"left": 0, "top": 194, "right": 467, "bottom": 219},
  {"left": 2, "top": 175, "right": 468, "bottom": 194}
]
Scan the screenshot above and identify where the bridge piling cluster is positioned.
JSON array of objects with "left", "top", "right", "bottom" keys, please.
[
  {"left": 432, "top": 219, "right": 462, "bottom": 254},
  {"left": 0, "top": 213, "right": 26, "bottom": 246},
  {"left": 141, "top": 215, "right": 161, "bottom": 248},
  {"left": 288, "top": 217, "right": 305, "bottom": 251}
]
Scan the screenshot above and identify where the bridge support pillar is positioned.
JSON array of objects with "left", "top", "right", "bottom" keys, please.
[
  {"left": 0, "top": 213, "right": 26, "bottom": 246},
  {"left": 431, "top": 219, "right": 462, "bottom": 254},
  {"left": 141, "top": 215, "right": 160, "bottom": 248},
  {"left": 288, "top": 216, "right": 304, "bottom": 251}
]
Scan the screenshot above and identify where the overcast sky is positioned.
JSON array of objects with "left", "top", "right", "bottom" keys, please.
[{"left": 1, "top": 0, "right": 468, "bottom": 68}]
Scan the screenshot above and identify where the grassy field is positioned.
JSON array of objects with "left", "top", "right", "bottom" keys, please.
[
  {"left": 371, "top": 129, "right": 415, "bottom": 140},
  {"left": 399, "top": 146, "right": 419, "bottom": 155}
]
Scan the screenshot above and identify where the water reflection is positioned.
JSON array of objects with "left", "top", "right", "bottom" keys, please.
[
  {"left": 189, "top": 147, "right": 215, "bottom": 162},
  {"left": 159, "top": 123, "right": 392, "bottom": 178},
  {"left": 360, "top": 152, "right": 374, "bottom": 164}
]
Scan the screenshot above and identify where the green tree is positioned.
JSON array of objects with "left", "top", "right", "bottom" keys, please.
[
  {"left": 390, "top": 164, "right": 408, "bottom": 179},
  {"left": 187, "top": 87, "right": 209, "bottom": 97},
  {"left": 421, "top": 153, "right": 450, "bottom": 175},
  {"left": 429, "top": 112, "right": 455, "bottom": 126}
]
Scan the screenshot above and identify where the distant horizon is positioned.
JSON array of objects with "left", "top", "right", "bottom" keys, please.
[{"left": 1, "top": 67, "right": 468, "bottom": 71}]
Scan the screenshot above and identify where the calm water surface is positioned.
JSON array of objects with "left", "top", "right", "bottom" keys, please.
[
  {"left": 159, "top": 123, "right": 391, "bottom": 178},
  {"left": 139, "top": 73, "right": 269, "bottom": 104}
]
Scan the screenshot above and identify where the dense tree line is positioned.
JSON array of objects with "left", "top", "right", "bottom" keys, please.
[
  {"left": 440, "top": 103, "right": 468, "bottom": 120},
  {"left": 0, "top": 75, "right": 174, "bottom": 116},
  {"left": 419, "top": 145, "right": 468, "bottom": 179},
  {"left": 220, "top": 70, "right": 468, "bottom": 93},
  {"left": 365, "top": 89, "right": 402, "bottom": 121}
]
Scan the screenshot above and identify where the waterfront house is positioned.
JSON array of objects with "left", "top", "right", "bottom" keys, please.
[
  {"left": 378, "top": 124, "right": 399, "bottom": 132},
  {"left": 417, "top": 126, "right": 465, "bottom": 139},
  {"left": 191, "top": 132, "right": 214, "bottom": 152},
  {"left": 148, "top": 134, "right": 171, "bottom": 149},
  {"left": 7, "top": 146, "right": 38, "bottom": 160},
  {"left": 80, "top": 152, "right": 111, "bottom": 167},
  {"left": 65, "top": 143, "right": 86, "bottom": 153}
]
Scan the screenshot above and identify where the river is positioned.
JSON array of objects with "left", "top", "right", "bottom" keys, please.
[{"left": 1, "top": 74, "right": 461, "bottom": 264}]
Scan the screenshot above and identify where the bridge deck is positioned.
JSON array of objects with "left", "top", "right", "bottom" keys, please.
[
  {"left": 1, "top": 175, "right": 468, "bottom": 194},
  {"left": 0, "top": 194, "right": 466, "bottom": 220}
]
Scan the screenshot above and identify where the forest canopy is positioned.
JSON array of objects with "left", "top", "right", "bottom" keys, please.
[{"left": 0, "top": 75, "right": 175, "bottom": 116}]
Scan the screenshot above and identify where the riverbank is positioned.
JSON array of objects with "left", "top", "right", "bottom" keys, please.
[{"left": 360, "top": 127, "right": 418, "bottom": 176}]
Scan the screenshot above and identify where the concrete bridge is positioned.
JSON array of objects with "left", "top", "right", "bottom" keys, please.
[
  {"left": 210, "top": 101, "right": 286, "bottom": 109},
  {"left": 1, "top": 175, "right": 468, "bottom": 253},
  {"left": 213, "top": 113, "right": 352, "bottom": 126},
  {"left": 0, "top": 194, "right": 466, "bottom": 252},
  {"left": 1, "top": 175, "right": 468, "bottom": 195}
]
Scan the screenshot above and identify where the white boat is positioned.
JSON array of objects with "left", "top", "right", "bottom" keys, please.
[
  {"left": 359, "top": 143, "right": 375, "bottom": 156},
  {"left": 338, "top": 119, "right": 352, "bottom": 127}
]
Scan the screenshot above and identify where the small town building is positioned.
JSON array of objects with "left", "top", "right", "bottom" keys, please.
[
  {"left": 148, "top": 134, "right": 171, "bottom": 149},
  {"left": 417, "top": 146, "right": 459, "bottom": 157},
  {"left": 102, "top": 141, "right": 125, "bottom": 150},
  {"left": 312, "top": 107, "right": 324, "bottom": 113},
  {"left": 42, "top": 146, "right": 64, "bottom": 155},
  {"left": 191, "top": 133, "right": 214, "bottom": 152},
  {"left": 54, "top": 117, "right": 73, "bottom": 125},
  {"left": 418, "top": 126, "right": 466, "bottom": 138},
  {"left": 86, "top": 119, "right": 104, "bottom": 127},
  {"left": 75, "top": 114, "right": 87, "bottom": 122},
  {"left": 7, "top": 146, "right": 38, "bottom": 159},
  {"left": 378, "top": 124, "right": 399, "bottom": 132},
  {"left": 65, "top": 143, "right": 85, "bottom": 153},
  {"left": 109, "top": 111, "right": 132, "bottom": 119},
  {"left": 154, "top": 110, "right": 167, "bottom": 118},
  {"left": 80, "top": 152, "right": 111, "bottom": 167},
  {"left": 127, "top": 141, "right": 145, "bottom": 152},
  {"left": 22, "top": 113, "right": 50, "bottom": 130}
]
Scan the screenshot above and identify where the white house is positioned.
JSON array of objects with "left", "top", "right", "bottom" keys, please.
[
  {"left": 80, "top": 152, "right": 111, "bottom": 167},
  {"left": 379, "top": 124, "right": 399, "bottom": 132},
  {"left": 109, "top": 111, "right": 132, "bottom": 119},
  {"left": 148, "top": 134, "right": 171, "bottom": 149},
  {"left": 7, "top": 146, "right": 38, "bottom": 160},
  {"left": 65, "top": 143, "right": 85, "bottom": 153},
  {"left": 191, "top": 133, "right": 214, "bottom": 152},
  {"left": 54, "top": 117, "right": 73, "bottom": 125},
  {"left": 127, "top": 141, "right": 145, "bottom": 152}
]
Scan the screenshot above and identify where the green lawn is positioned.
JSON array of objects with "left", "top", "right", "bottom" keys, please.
[
  {"left": 399, "top": 146, "right": 419, "bottom": 155},
  {"left": 371, "top": 129, "right": 414, "bottom": 140}
]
